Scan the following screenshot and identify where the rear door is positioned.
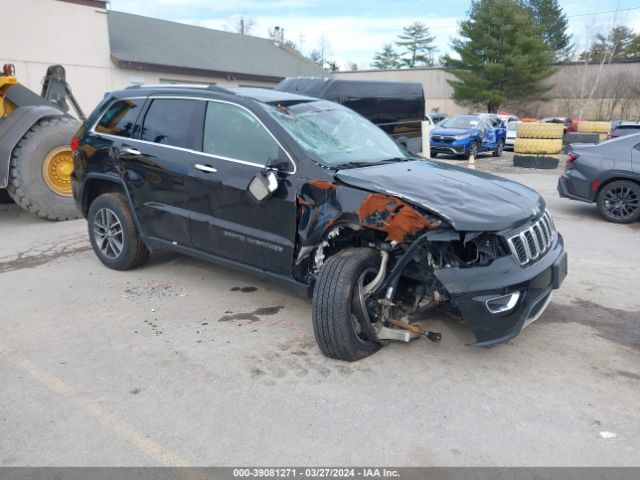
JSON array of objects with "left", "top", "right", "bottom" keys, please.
[
  {"left": 187, "top": 99, "right": 297, "bottom": 275},
  {"left": 120, "top": 97, "right": 202, "bottom": 246}
]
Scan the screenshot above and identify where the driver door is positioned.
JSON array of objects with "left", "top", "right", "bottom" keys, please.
[{"left": 187, "top": 99, "right": 297, "bottom": 276}]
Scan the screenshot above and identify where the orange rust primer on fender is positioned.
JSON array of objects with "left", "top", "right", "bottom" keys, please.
[
  {"left": 358, "top": 193, "right": 437, "bottom": 242},
  {"left": 308, "top": 179, "right": 337, "bottom": 190}
]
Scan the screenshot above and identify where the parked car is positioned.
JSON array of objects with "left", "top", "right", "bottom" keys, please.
[
  {"left": 429, "top": 112, "right": 448, "bottom": 125},
  {"left": 542, "top": 116, "right": 576, "bottom": 134},
  {"left": 607, "top": 122, "right": 640, "bottom": 139},
  {"left": 72, "top": 85, "right": 567, "bottom": 361},
  {"left": 430, "top": 114, "right": 507, "bottom": 159},
  {"left": 275, "top": 77, "right": 425, "bottom": 154},
  {"left": 505, "top": 120, "right": 518, "bottom": 150},
  {"left": 558, "top": 133, "right": 640, "bottom": 223},
  {"left": 499, "top": 114, "right": 519, "bottom": 124}
]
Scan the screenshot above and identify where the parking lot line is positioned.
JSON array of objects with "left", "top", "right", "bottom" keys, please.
[{"left": 0, "top": 343, "right": 192, "bottom": 467}]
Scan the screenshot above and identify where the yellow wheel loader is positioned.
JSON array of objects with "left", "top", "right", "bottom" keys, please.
[{"left": 0, "top": 64, "right": 85, "bottom": 220}]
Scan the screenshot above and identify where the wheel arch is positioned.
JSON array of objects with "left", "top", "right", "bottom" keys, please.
[
  {"left": 593, "top": 173, "right": 640, "bottom": 201},
  {"left": 81, "top": 174, "right": 146, "bottom": 240}
]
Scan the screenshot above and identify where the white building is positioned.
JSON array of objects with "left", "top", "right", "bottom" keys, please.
[{"left": 2, "top": 0, "right": 326, "bottom": 115}]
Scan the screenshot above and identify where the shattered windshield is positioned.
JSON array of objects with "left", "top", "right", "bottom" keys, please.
[
  {"left": 439, "top": 115, "right": 480, "bottom": 129},
  {"left": 263, "top": 101, "right": 410, "bottom": 167}
]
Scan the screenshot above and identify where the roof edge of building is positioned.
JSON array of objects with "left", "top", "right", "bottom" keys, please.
[{"left": 110, "top": 55, "right": 284, "bottom": 83}]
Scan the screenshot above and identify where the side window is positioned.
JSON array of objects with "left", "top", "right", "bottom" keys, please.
[
  {"left": 140, "top": 99, "right": 198, "bottom": 149},
  {"left": 95, "top": 99, "right": 144, "bottom": 137},
  {"left": 203, "top": 101, "right": 282, "bottom": 166}
]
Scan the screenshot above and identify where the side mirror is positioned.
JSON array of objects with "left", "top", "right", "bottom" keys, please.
[
  {"left": 265, "top": 156, "right": 290, "bottom": 171},
  {"left": 248, "top": 170, "right": 278, "bottom": 202}
]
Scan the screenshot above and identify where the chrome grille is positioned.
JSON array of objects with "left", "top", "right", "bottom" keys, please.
[
  {"left": 507, "top": 212, "right": 556, "bottom": 265},
  {"left": 431, "top": 135, "right": 455, "bottom": 143}
]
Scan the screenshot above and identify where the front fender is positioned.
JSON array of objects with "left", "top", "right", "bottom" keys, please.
[{"left": 0, "top": 105, "right": 67, "bottom": 188}]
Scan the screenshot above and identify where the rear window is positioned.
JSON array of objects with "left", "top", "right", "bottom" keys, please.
[
  {"left": 140, "top": 99, "right": 199, "bottom": 149},
  {"left": 95, "top": 99, "right": 144, "bottom": 138},
  {"left": 613, "top": 125, "right": 640, "bottom": 136}
]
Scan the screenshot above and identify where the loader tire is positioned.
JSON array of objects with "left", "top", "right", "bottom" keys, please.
[
  {"left": 7, "top": 116, "right": 81, "bottom": 221},
  {"left": 513, "top": 154, "right": 560, "bottom": 169},
  {"left": 516, "top": 122, "right": 564, "bottom": 139},
  {"left": 312, "top": 248, "right": 382, "bottom": 362},
  {"left": 514, "top": 138, "right": 563, "bottom": 154},
  {"left": 0, "top": 189, "right": 13, "bottom": 204},
  {"left": 577, "top": 121, "right": 611, "bottom": 134}
]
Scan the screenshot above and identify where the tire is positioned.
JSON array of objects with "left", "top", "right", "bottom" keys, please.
[
  {"left": 312, "top": 248, "right": 382, "bottom": 362},
  {"left": 7, "top": 116, "right": 81, "bottom": 221},
  {"left": 596, "top": 180, "right": 640, "bottom": 224},
  {"left": 517, "top": 122, "right": 564, "bottom": 139},
  {"left": 87, "top": 192, "right": 149, "bottom": 270},
  {"left": 492, "top": 139, "right": 504, "bottom": 157},
  {"left": 514, "top": 138, "right": 563, "bottom": 154},
  {"left": 513, "top": 154, "right": 559, "bottom": 169},
  {"left": 563, "top": 132, "right": 599, "bottom": 150},
  {"left": 0, "top": 189, "right": 13, "bottom": 204},
  {"left": 430, "top": 152, "right": 438, "bottom": 158},
  {"left": 464, "top": 141, "right": 479, "bottom": 159},
  {"left": 577, "top": 121, "right": 611, "bottom": 134}
]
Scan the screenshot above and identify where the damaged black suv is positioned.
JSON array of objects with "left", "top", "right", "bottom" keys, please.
[{"left": 72, "top": 85, "right": 567, "bottom": 361}]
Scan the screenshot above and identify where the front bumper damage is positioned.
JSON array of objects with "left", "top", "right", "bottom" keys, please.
[{"left": 434, "top": 233, "right": 567, "bottom": 346}]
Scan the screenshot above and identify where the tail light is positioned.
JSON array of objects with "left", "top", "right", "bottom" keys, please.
[
  {"left": 607, "top": 134, "right": 618, "bottom": 140},
  {"left": 70, "top": 137, "right": 79, "bottom": 152},
  {"left": 566, "top": 152, "right": 577, "bottom": 167}
]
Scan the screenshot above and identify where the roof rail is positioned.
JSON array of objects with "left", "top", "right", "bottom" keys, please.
[{"left": 123, "top": 83, "right": 234, "bottom": 94}]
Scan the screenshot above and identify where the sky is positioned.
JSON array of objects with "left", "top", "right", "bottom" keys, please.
[{"left": 108, "top": 0, "right": 640, "bottom": 69}]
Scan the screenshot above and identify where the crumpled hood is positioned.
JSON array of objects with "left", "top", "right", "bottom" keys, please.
[
  {"left": 335, "top": 160, "right": 545, "bottom": 231},
  {"left": 431, "top": 127, "right": 477, "bottom": 136}
]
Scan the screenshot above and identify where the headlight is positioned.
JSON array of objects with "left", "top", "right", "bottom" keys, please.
[{"left": 453, "top": 134, "right": 469, "bottom": 140}]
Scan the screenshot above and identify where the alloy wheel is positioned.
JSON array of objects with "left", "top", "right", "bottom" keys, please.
[
  {"left": 602, "top": 185, "right": 640, "bottom": 220},
  {"left": 93, "top": 208, "right": 124, "bottom": 259}
]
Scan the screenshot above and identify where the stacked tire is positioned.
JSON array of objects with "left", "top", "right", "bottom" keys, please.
[
  {"left": 514, "top": 122, "right": 564, "bottom": 169},
  {"left": 577, "top": 121, "right": 611, "bottom": 143}
]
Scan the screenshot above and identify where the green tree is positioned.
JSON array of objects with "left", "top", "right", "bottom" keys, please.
[
  {"left": 444, "top": 0, "right": 555, "bottom": 113},
  {"left": 525, "top": 0, "right": 572, "bottom": 60},
  {"left": 625, "top": 34, "right": 640, "bottom": 61},
  {"left": 396, "top": 22, "right": 436, "bottom": 67},
  {"left": 372, "top": 44, "right": 401, "bottom": 69},
  {"left": 580, "top": 26, "right": 636, "bottom": 62}
]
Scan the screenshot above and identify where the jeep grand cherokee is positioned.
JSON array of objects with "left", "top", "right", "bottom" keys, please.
[{"left": 71, "top": 85, "right": 568, "bottom": 362}]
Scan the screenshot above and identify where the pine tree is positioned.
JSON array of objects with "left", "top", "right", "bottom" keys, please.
[
  {"left": 372, "top": 44, "right": 401, "bottom": 69},
  {"left": 444, "top": 0, "right": 555, "bottom": 113},
  {"left": 395, "top": 22, "right": 436, "bottom": 68},
  {"left": 525, "top": 0, "right": 572, "bottom": 60},
  {"left": 581, "top": 26, "right": 637, "bottom": 62}
]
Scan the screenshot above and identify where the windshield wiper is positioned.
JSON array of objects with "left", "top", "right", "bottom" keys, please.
[
  {"left": 333, "top": 158, "right": 411, "bottom": 169},
  {"left": 332, "top": 161, "right": 375, "bottom": 169},
  {"left": 377, "top": 157, "right": 412, "bottom": 164}
]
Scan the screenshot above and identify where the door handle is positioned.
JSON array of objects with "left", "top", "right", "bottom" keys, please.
[
  {"left": 121, "top": 146, "right": 141, "bottom": 156},
  {"left": 195, "top": 164, "right": 218, "bottom": 173}
]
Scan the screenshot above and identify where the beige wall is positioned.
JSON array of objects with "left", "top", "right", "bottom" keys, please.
[
  {"left": 1, "top": 0, "right": 277, "bottom": 117},
  {"left": 337, "top": 63, "right": 640, "bottom": 120}
]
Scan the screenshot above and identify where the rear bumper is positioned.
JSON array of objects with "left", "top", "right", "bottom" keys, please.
[
  {"left": 434, "top": 234, "right": 567, "bottom": 346},
  {"left": 558, "top": 172, "right": 594, "bottom": 203}
]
